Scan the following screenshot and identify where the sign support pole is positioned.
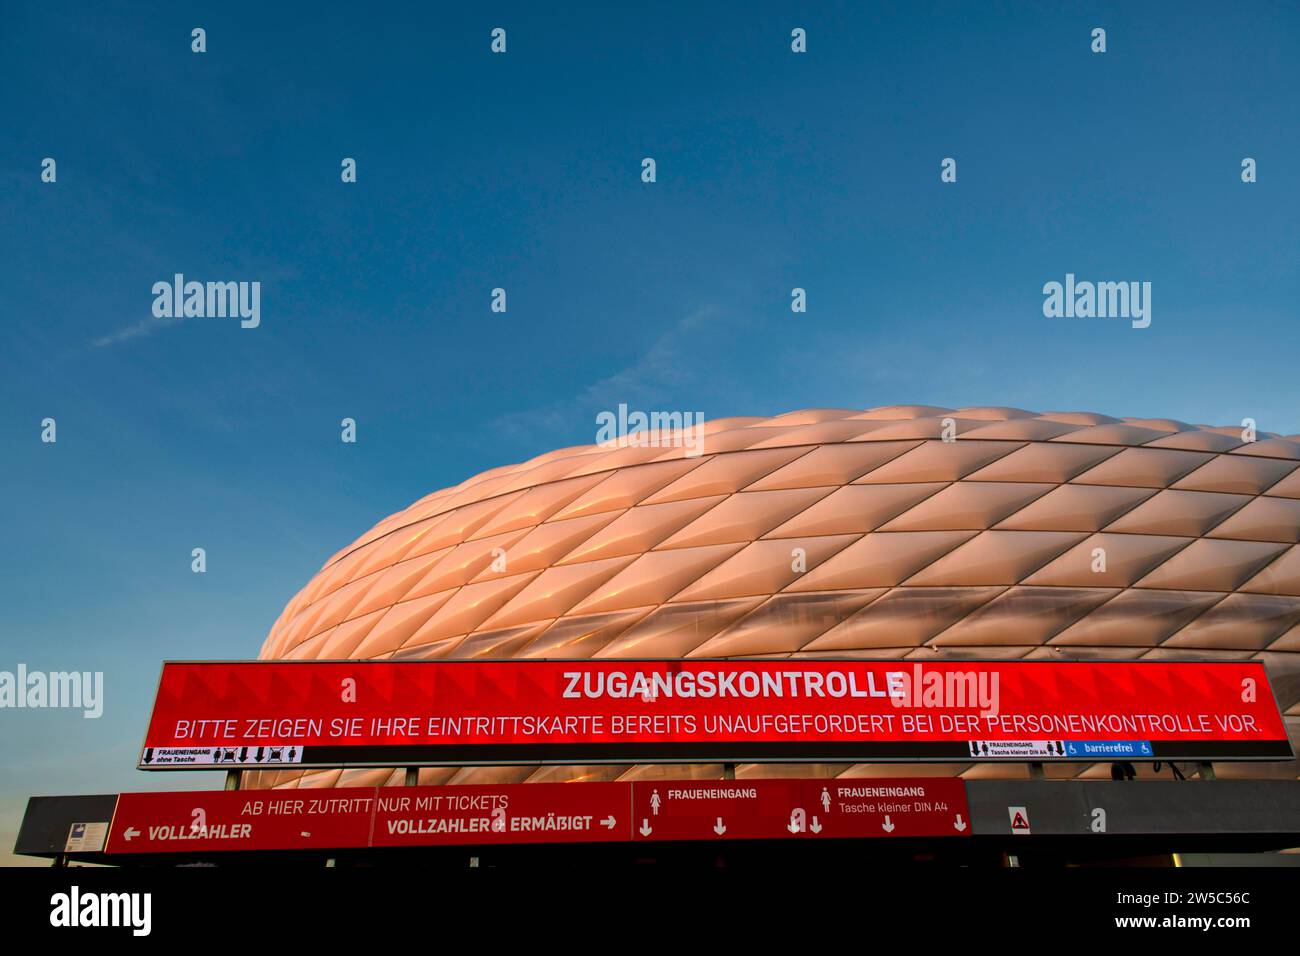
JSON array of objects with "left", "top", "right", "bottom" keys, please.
[
  {"left": 1199, "top": 762, "right": 1216, "bottom": 780},
  {"left": 723, "top": 762, "right": 735, "bottom": 780},
  {"left": 405, "top": 767, "right": 417, "bottom": 786},
  {"left": 224, "top": 770, "right": 242, "bottom": 791},
  {"left": 1028, "top": 762, "right": 1045, "bottom": 780}
]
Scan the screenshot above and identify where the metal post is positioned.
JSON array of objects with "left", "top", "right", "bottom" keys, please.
[
  {"left": 405, "top": 767, "right": 418, "bottom": 786},
  {"left": 224, "top": 770, "right": 242, "bottom": 791},
  {"left": 722, "top": 763, "right": 735, "bottom": 780},
  {"left": 1028, "top": 762, "right": 1045, "bottom": 780},
  {"left": 1198, "top": 761, "right": 1216, "bottom": 780}
]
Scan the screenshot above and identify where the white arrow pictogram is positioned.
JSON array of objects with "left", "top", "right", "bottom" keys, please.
[
  {"left": 601, "top": 815, "right": 617, "bottom": 830},
  {"left": 954, "top": 814, "right": 967, "bottom": 832},
  {"left": 713, "top": 817, "right": 726, "bottom": 835},
  {"left": 639, "top": 819, "right": 652, "bottom": 837},
  {"left": 881, "top": 815, "right": 895, "bottom": 833},
  {"left": 123, "top": 827, "right": 140, "bottom": 842},
  {"left": 809, "top": 816, "right": 822, "bottom": 834}
]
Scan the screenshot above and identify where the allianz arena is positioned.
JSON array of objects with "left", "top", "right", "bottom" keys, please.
[{"left": 249, "top": 405, "right": 1300, "bottom": 790}]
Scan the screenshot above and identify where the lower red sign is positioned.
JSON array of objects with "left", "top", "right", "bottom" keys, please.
[
  {"left": 629, "top": 778, "right": 969, "bottom": 841},
  {"left": 371, "top": 782, "right": 629, "bottom": 847},
  {"left": 104, "top": 778, "right": 970, "bottom": 853},
  {"left": 105, "top": 787, "right": 376, "bottom": 855}
]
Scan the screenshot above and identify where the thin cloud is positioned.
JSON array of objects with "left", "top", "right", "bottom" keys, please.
[
  {"left": 490, "top": 305, "right": 725, "bottom": 446},
  {"left": 90, "top": 313, "right": 188, "bottom": 349}
]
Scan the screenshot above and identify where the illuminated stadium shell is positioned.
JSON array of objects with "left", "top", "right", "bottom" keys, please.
[{"left": 250, "top": 406, "right": 1300, "bottom": 789}]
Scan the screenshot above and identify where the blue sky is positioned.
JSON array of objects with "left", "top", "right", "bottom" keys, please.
[{"left": 1, "top": 1, "right": 1297, "bottom": 862}]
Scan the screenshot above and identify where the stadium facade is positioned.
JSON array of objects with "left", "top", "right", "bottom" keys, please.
[{"left": 248, "top": 405, "right": 1300, "bottom": 790}]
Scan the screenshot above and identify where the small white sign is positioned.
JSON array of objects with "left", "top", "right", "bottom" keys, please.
[
  {"left": 969, "top": 740, "right": 1066, "bottom": 759},
  {"left": 1008, "top": 806, "right": 1031, "bottom": 835},
  {"left": 65, "top": 821, "right": 109, "bottom": 853},
  {"left": 140, "top": 746, "right": 305, "bottom": 767}
]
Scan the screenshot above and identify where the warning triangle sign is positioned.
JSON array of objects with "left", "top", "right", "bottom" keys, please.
[{"left": 1008, "top": 806, "right": 1031, "bottom": 834}]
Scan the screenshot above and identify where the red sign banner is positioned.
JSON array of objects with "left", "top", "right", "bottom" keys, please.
[
  {"left": 372, "top": 782, "right": 628, "bottom": 847},
  {"left": 105, "top": 788, "right": 377, "bottom": 855},
  {"left": 138, "top": 659, "right": 1291, "bottom": 769},
  {"left": 104, "top": 779, "right": 970, "bottom": 854},
  {"left": 629, "top": 778, "right": 969, "bottom": 842}
]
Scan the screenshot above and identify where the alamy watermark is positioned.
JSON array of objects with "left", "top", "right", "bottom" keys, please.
[
  {"left": 0, "top": 664, "right": 103, "bottom": 718},
  {"left": 50, "top": 886, "right": 150, "bottom": 936},
  {"left": 152, "top": 273, "right": 260, "bottom": 329},
  {"left": 887, "top": 664, "right": 1000, "bottom": 718},
  {"left": 1042, "top": 273, "right": 1151, "bottom": 328},
  {"left": 595, "top": 404, "right": 705, "bottom": 456}
]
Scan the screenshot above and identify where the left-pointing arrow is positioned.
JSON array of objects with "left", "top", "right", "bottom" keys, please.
[{"left": 124, "top": 827, "right": 140, "bottom": 841}]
